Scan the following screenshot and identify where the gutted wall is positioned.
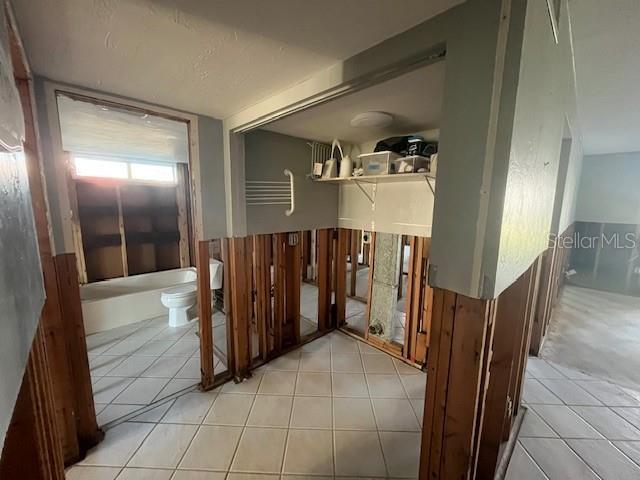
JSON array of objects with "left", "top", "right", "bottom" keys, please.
[
  {"left": 575, "top": 152, "right": 640, "bottom": 225},
  {"left": 196, "top": 115, "right": 227, "bottom": 240},
  {"left": 244, "top": 130, "right": 338, "bottom": 235},
  {"left": 482, "top": 0, "right": 583, "bottom": 297},
  {"left": 0, "top": 7, "right": 44, "bottom": 452}
]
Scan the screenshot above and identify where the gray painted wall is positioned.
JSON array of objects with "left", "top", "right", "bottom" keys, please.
[
  {"left": 197, "top": 115, "right": 227, "bottom": 240},
  {"left": 0, "top": 7, "right": 45, "bottom": 452},
  {"left": 244, "top": 130, "right": 338, "bottom": 235},
  {"left": 558, "top": 138, "right": 583, "bottom": 234},
  {"left": 482, "top": 0, "right": 583, "bottom": 297},
  {"left": 226, "top": 0, "right": 515, "bottom": 297},
  {"left": 575, "top": 152, "right": 640, "bottom": 225}
]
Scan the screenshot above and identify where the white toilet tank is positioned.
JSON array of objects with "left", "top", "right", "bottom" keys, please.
[{"left": 209, "top": 258, "right": 223, "bottom": 289}]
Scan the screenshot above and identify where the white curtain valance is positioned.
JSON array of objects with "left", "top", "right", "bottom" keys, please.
[{"left": 57, "top": 94, "right": 189, "bottom": 164}]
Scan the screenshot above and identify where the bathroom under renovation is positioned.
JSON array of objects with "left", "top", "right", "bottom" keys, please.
[{"left": 7, "top": 1, "right": 636, "bottom": 479}]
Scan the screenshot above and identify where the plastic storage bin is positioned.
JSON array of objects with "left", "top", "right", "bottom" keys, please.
[
  {"left": 359, "top": 151, "right": 400, "bottom": 176},
  {"left": 394, "top": 155, "right": 431, "bottom": 174}
]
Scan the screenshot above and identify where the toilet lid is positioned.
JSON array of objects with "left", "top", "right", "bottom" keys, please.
[{"left": 162, "top": 282, "right": 197, "bottom": 298}]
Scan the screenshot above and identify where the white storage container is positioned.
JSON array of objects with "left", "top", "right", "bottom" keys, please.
[
  {"left": 359, "top": 151, "right": 401, "bottom": 176},
  {"left": 394, "top": 155, "right": 431, "bottom": 174}
]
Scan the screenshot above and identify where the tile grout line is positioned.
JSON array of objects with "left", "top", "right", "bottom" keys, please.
[
  {"left": 170, "top": 387, "right": 220, "bottom": 475},
  {"left": 358, "top": 335, "right": 391, "bottom": 479},
  {"left": 280, "top": 343, "right": 304, "bottom": 476}
]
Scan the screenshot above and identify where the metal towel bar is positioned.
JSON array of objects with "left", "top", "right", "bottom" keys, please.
[{"left": 245, "top": 170, "right": 295, "bottom": 216}]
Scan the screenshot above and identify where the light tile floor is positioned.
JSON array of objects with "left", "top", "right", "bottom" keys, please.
[
  {"left": 506, "top": 357, "right": 640, "bottom": 479},
  {"left": 87, "top": 312, "right": 228, "bottom": 427},
  {"left": 299, "top": 282, "right": 367, "bottom": 337},
  {"left": 70, "top": 330, "right": 426, "bottom": 479},
  {"left": 300, "top": 277, "right": 408, "bottom": 344}
]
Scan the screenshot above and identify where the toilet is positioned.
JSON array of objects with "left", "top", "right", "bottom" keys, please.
[{"left": 161, "top": 259, "right": 223, "bottom": 327}]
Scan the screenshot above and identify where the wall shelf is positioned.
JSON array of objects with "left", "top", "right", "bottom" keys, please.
[
  {"left": 312, "top": 172, "right": 435, "bottom": 185},
  {"left": 313, "top": 172, "right": 436, "bottom": 203}
]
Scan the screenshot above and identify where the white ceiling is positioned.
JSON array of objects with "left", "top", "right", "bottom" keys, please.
[
  {"left": 13, "top": 0, "right": 463, "bottom": 120},
  {"left": 570, "top": 0, "right": 640, "bottom": 155},
  {"left": 264, "top": 61, "right": 445, "bottom": 144}
]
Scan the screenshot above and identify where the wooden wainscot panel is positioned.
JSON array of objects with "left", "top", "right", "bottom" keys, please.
[
  {"left": 54, "top": 254, "right": 103, "bottom": 453},
  {"left": 476, "top": 264, "right": 535, "bottom": 478},
  {"left": 0, "top": 326, "right": 65, "bottom": 480},
  {"left": 419, "top": 289, "right": 496, "bottom": 480}
]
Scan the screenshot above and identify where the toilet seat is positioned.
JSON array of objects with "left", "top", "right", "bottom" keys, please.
[{"left": 161, "top": 282, "right": 196, "bottom": 300}]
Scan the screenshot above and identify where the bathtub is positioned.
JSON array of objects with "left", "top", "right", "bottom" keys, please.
[{"left": 81, "top": 267, "right": 197, "bottom": 334}]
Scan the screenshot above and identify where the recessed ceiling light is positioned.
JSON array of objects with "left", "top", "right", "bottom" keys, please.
[{"left": 350, "top": 111, "right": 393, "bottom": 128}]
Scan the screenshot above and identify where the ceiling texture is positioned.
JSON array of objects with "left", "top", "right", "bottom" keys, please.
[
  {"left": 264, "top": 60, "right": 445, "bottom": 144},
  {"left": 570, "top": 0, "right": 640, "bottom": 155},
  {"left": 13, "top": 0, "right": 463, "bottom": 120}
]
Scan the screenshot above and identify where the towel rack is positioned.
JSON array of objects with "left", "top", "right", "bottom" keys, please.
[{"left": 245, "top": 169, "right": 295, "bottom": 216}]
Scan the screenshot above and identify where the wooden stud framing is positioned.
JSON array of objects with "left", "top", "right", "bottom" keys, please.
[
  {"left": 316, "top": 229, "right": 333, "bottom": 331},
  {"left": 253, "top": 235, "right": 271, "bottom": 361},
  {"left": 221, "top": 240, "right": 236, "bottom": 375},
  {"left": 65, "top": 158, "right": 88, "bottom": 284},
  {"left": 363, "top": 232, "right": 376, "bottom": 340},
  {"left": 175, "top": 164, "right": 191, "bottom": 268},
  {"left": 335, "top": 229, "right": 349, "bottom": 326},
  {"left": 285, "top": 233, "right": 301, "bottom": 344},
  {"left": 272, "top": 233, "right": 286, "bottom": 350},
  {"left": 349, "top": 230, "right": 360, "bottom": 297},
  {"left": 197, "top": 240, "right": 215, "bottom": 389},
  {"left": 404, "top": 236, "right": 432, "bottom": 365},
  {"left": 227, "top": 237, "right": 252, "bottom": 380},
  {"left": 115, "top": 187, "right": 129, "bottom": 276}
]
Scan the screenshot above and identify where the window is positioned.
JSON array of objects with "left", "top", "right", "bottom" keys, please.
[
  {"left": 130, "top": 163, "right": 176, "bottom": 182},
  {"left": 74, "top": 156, "right": 177, "bottom": 183}
]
